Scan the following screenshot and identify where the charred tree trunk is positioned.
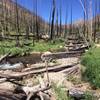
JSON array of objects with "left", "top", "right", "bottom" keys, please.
[
  {"left": 83, "top": 0, "right": 86, "bottom": 37},
  {"left": 36, "top": 0, "right": 39, "bottom": 40},
  {"left": 32, "top": 1, "right": 35, "bottom": 46},
  {"left": 48, "top": 7, "right": 52, "bottom": 38},
  {"left": 70, "top": 4, "right": 72, "bottom": 34},
  {"left": 64, "top": 7, "right": 68, "bottom": 38},
  {"left": 56, "top": 9, "right": 59, "bottom": 37},
  {"left": 59, "top": 0, "right": 62, "bottom": 36},
  {"left": 15, "top": 0, "right": 20, "bottom": 47},
  {"left": 0, "top": 0, "right": 4, "bottom": 39},
  {"left": 50, "top": 0, "right": 56, "bottom": 40},
  {"left": 4, "top": 0, "right": 7, "bottom": 34},
  {"left": 1, "top": 0, "right": 6, "bottom": 39}
]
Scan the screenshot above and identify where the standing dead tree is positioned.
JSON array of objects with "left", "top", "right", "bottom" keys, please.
[
  {"left": 4, "top": 0, "right": 7, "bottom": 35},
  {"left": 93, "top": 0, "right": 97, "bottom": 42},
  {"left": 70, "top": 4, "right": 73, "bottom": 35},
  {"left": 15, "top": 0, "right": 20, "bottom": 47},
  {"left": 32, "top": 0, "right": 35, "bottom": 46},
  {"left": 35, "top": 0, "right": 39, "bottom": 40},
  {"left": 56, "top": 9, "right": 59, "bottom": 37},
  {"left": 0, "top": 0, "right": 4, "bottom": 38},
  {"left": 24, "top": 2, "right": 30, "bottom": 40},
  {"left": 88, "top": 0, "right": 93, "bottom": 44},
  {"left": 83, "top": 0, "right": 86, "bottom": 37},
  {"left": 64, "top": 6, "right": 68, "bottom": 39},
  {"left": 50, "top": 0, "right": 56, "bottom": 40},
  {"left": 59, "top": 0, "right": 62, "bottom": 37},
  {"left": 0, "top": 0, "right": 6, "bottom": 39},
  {"left": 48, "top": 6, "right": 52, "bottom": 38}
]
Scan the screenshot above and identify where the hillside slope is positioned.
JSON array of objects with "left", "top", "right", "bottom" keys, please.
[{"left": 0, "top": 0, "right": 48, "bottom": 36}]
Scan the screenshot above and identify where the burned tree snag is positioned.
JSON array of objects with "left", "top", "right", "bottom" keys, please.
[
  {"left": 93, "top": 0, "right": 97, "bottom": 42},
  {"left": 15, "top": 0, "right": 20, "bottom": 47},
  {"left": 35, "top": 0, "right": 39, "bottom": 40},
  {"left": 56, "top": 9, "right": 59, "bottom": 37},
  {"left": 59, "top": 0, "right": 62, "bottom": 36},
  {"left": 50, "top": 0, "right": 56, "bottom": 40},
  {"left": 70, "top": 4, "right": 73, "bottom": 34},
  {"left": 64, "top": 7, "right": 68, "bottom": 38},
  {"left": 83, "top": 0, "right": 86, "bottom": 37}
]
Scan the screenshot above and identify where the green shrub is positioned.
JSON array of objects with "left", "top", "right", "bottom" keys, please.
[
  {"left": 0, "top": 40, "right": 64, "bottom": 56},
  {"left": 81, "top": 47, "right": 100, "bottom": 88}
]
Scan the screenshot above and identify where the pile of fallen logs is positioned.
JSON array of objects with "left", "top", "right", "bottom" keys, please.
[
  {"left": 0, "top": 77, "right": 51, "bottom": 100},
  {"left": 0, "top": 63, "right": 79, "bottom": 80},
  {"left": 0, "top": 50, "right": 85, "bottom": 100}
]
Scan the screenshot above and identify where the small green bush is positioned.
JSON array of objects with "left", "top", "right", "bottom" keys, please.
[{"left": 81, "top": 47, "right": 100, "bottom": 88}]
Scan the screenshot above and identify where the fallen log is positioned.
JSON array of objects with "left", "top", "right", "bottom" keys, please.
[
  {"left": 69, "top": 45, "right": 89, "bottom": 52},
  {"left": 0, "top": 63, "right": 79, "bottom": 79},
  {"left": 4, "top": 34, "right": 35, "bottom": 37},
  {"left": 41, "top": 51, "right": 84, "bottom": 59},
  {"left": 22, "top": 63, "right": 60, "bottom": 72},
  {"left": 67, "top": 41, "right": 85, "bottom": 44}
]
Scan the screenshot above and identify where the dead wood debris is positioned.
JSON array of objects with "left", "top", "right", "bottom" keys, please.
[
  {"left": 0, "top": 63, "right": 79, "bottom": 80},
  {"left": 0, "top": 50, "right": 86, "bottom": 99}
]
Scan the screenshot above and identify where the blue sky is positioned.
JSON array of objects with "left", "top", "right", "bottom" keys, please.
[{"left": 17, "top": 0, "right": 98, "bottom": 24}]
